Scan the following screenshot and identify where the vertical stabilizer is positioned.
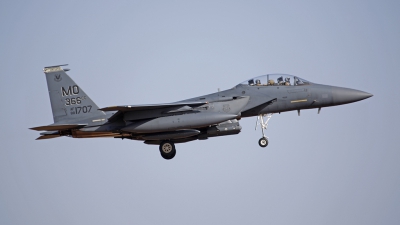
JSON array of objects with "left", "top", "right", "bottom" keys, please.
[{"left": 43, "top": 65, "right": 105, "bottom": 123}]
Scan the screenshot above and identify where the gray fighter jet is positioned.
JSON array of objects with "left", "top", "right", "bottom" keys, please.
[{"left": 31, "top": 64, "right": 372, "bottom": 159}]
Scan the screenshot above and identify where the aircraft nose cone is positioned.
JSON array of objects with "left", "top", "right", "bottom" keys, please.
[{"left": 332, "top": 87, "right": 373, "bottom": 105}]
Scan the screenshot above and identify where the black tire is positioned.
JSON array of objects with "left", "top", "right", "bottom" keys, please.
[
  {"left": 159, "top": 141, "right": 176, "bottom": 160},
  {"left": 258, "top": 137, "right": 268, "bottom": 147}
]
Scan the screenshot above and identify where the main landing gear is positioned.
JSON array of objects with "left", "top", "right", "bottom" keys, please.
[
  {"left": 159, "top": 141, "right": 176, "bottom": 160},
  {"left": 255, "top": 113, "right": 273, "bottom": 148}
]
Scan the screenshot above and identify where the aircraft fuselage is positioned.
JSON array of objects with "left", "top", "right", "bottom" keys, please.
[{"left": 31, "top": 66, "right": 372, "bottom": 160}]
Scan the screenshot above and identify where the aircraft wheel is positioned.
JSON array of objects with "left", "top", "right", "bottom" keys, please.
[
  {"left": 258, "top": 137, "right": 268, "bottom": 148},
  {"left": 159, "top": 141, "right": 176, "bottom": 160}
]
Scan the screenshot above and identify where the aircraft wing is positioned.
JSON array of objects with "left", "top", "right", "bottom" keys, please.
[
  {"left": 30, "top": 124, "right": 87, "bottom": 131},
  {"left": 99, "top": 101, "right": 207, "bottom": 112}
]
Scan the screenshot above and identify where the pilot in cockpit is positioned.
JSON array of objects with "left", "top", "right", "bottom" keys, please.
[
  {"left": 284, "top": 77, "right": 291, "bottom": 86},
  {"left": 277, "top": 76, "right": 284, "bottom": 85}
]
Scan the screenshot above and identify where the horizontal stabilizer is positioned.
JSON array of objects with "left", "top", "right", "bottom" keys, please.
[
  {"left": 99, "top": 102, "right": 207, "bottom": 112},
  {"left": 30, "top": 124, "right": 87, "bottom": 131},
  {"left": 36, "top": 135, "right": 61, "bottom": 140}
]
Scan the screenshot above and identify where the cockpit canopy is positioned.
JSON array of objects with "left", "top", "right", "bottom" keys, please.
[{"left": 237, "top": 74, "right": 311, "bottom": 87}]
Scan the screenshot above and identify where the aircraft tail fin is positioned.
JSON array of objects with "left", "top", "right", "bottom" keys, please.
[{"left": 43, "top": 64, "right": 105, "bottom": 123}]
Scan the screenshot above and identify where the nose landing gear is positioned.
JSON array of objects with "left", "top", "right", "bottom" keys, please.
[
  {"left": 258, "top": 137, "right": 268, "bottom": 147},
  {"left": 255, "top": 113, "right": 273, "bottom": 148}
]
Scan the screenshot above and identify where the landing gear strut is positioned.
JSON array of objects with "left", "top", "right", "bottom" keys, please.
[
  {"left": 255, "top": 113, "right": 273, "bottom": 148},
  {"left": 159, "top": 141, "right": 176, "bottom": 160}
]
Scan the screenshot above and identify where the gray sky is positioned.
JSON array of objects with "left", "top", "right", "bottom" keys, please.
[{"left": 1, "top": 0, "right": 399, "bottom": 224}]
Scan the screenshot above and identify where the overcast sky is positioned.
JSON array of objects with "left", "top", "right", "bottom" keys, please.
[{"left": 1, "top": 1, "right": 399, "bottom": 224}]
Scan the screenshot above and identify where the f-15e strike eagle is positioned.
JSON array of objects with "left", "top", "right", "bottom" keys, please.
[{"left": 30, "top": 64, "right": 372, "bottom": 159}]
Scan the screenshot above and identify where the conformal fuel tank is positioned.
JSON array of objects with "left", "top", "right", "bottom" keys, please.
[{"left": 121, "top": 112, "right": 238, "bottom": 133}]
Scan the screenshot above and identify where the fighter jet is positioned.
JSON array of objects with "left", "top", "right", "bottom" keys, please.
[{"left": 30, "top": 64, "right": 372, "bottom": 159}]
